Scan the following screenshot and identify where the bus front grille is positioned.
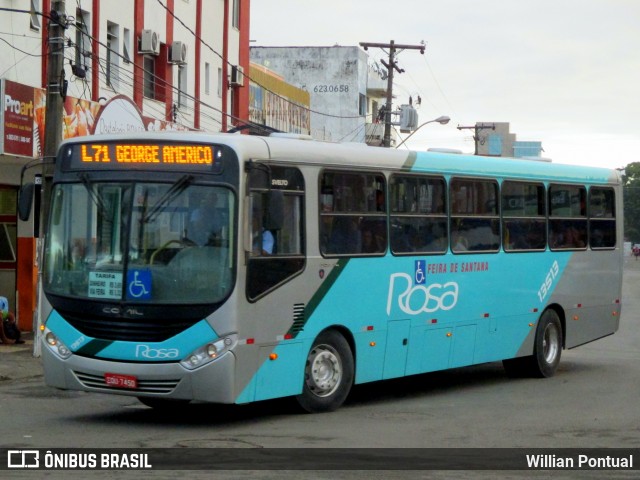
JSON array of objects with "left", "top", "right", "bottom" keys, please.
[
  {"left": 74, "top": 371, "right": 180, "bottom": 394},
  {"left": 61, "top": 313, "right": 199, "bottom": 342}
]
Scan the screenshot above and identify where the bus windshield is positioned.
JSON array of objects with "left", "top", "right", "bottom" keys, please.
[{"left": 44, "top": 180, "right": 235, "bottom": 305}]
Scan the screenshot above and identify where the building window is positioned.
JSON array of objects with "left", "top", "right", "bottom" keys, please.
[
  {"left": 232, "top": 0, "right": 240, "bottom": 29},
  {"left": 177, "top": 65, "right": 188, "bottom": 108},
  {"left": 75, "top": 9, "right": 91, "bottom": 73},
  {"left": 0, "top": 187, "right": 17, "bottom": 265},
  {"left": 488, "top": 134, "right": 502, "bottom": 156},
  {"left": 123, "top": 28, "right": 131, "bottom": 64},
  {"left": 217, "top": 67, "right": 223, "bottom": 97},
  {"left": 204, "top": 62, "right": 211, "bottom": 95},
  {"left": 106, "top": 22, "right": 120, "bottom": 90},
  {"left": 30, "top": 0, "right": 41, "bottom": 31},
  {"left": 143, "top": 56, "right": 156, "bottom": 99}
]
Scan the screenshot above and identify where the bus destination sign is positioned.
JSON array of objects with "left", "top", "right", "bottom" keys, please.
[{"left": 65, "top": 142, "right": 223, "bottom": 172}]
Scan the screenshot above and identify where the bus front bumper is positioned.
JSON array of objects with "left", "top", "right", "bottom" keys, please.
[{"left": 42, "top": 342, "right": 238, "bottom": 404}]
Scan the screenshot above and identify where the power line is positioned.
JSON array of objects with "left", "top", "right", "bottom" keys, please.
[
  {"left": 65, "top": 23, "right": 275, "bottom": 136},
  {"left": 154, "top": 0, "right": 363, "bottom": 121}
]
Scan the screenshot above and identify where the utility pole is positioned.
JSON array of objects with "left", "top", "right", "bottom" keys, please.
[
  {"left": 457, "top": 123, "right": 496, "bottom": 155},
  {"left": 41, "top": 1, "right": 66, "bottom": 232},
  {"left": 34, "top": 0, "right": 65, "bottom": 356},
  {"left": 42, "top": 0, "right": 66, "bottom": 233},
  {"left": 44, "top": 0, "right": 66, "bottom": 166},
  {"left": 359, "top": 41, "right": 425, "bottom": 147}
]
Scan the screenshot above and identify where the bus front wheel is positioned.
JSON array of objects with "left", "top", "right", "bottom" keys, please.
[
  {"left": 296, "top": 330, "right": 354, "bottom": 413},
  {"left": 503, "top": 309, "right": 563, "bottom": 378}
]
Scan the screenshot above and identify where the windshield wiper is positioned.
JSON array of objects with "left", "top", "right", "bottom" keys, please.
[
  {"left": 142, "top": 174, "right": 193, "bottom": 224},
  {"left": 78, "top": 172, "right": 111, "bottom": 221}
]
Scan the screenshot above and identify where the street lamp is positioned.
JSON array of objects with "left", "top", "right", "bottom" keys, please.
[{"left": 395, "top": 115, "right": 450, "bottom": 149}]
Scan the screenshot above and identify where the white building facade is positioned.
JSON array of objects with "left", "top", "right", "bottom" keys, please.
[{"left": 251, "top": 46, "right": 389, "bottom": 144}]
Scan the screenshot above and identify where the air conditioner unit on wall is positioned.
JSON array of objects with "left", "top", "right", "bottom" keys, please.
[
  {"left": 139, "top": 29, "right": 159, "bottom": 55},
  {"left": 169, "top": 41, "right": 187, "bottom": 65},
  {"left": 230, "top": 65, "right": 244, "bottom": 87}
]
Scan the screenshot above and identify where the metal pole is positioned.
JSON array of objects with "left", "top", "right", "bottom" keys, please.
[
  {"left": 43, "top": 0, "right": 66, "bottom": 165},
  {"left": 35, "top": 0, "right": 66, "bottom": 356},
  {"left": 360, "top": 41, "right": 425, "bottom": 148},
  {"left": 382, "top": 41, "right": 395, "bottom": 148}
]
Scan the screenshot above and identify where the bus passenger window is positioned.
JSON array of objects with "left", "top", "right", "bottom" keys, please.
[
  {"left": 501, "top": 181, "right": 546, "bottom": 252},
  {"left": 450, "top": 178, "right": 500, "bottom": 253},
  {"left": 589, "top": 187, "right": 616, "bottom": 249},
  {"left": 549, "top": 184, "right": 587, "bottom": 251},
  {"left": 319, "top": 171, "right": 387, "bottom": 256},
  {"left": 390, "top": 174, "right": 447, "bottom": 255}
]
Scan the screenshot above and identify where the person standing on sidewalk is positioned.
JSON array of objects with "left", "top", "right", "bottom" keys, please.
[{"left": 0, "top": 296, "right": 22, "bottom": 344}]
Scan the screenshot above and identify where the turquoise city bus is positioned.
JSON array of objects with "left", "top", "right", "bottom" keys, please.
[{"left": 27, "top": 132, "right": 623, "bottom": 412}]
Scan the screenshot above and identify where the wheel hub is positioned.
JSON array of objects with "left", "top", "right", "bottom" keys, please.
[{"left": 306, "top": 346, "right": 342, "bottom": 397}]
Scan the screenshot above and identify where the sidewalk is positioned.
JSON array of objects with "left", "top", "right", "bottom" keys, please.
[{"left": 0, "top": 331, "right": 43, "bottom": 383}]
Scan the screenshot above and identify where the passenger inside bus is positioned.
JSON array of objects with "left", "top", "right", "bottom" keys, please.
[
  {"left": 327, "top": 217, "right": 360, "bottom": 254},
  {"left": 189, "top": 192, "right": 223, "bottom": 246},
  {"left": 552, "top": 225, "right": 586, "bottom": 249},
  {"left": 252, "top": 208, "right": 274, "bottom": 256},
  {"left": 360, "top": 221, "right": 385, "bottom": 254}
]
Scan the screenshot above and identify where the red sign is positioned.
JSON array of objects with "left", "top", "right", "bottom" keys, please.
[
  {"left": 3, "top": 80, "right": 45, "bottom": 157},
  {"left": 2, "top": 82, "right": 189, "bottom": 159}
]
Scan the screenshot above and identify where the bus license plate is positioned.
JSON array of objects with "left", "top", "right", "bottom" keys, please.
[{"left": 104, "top": 373, "right": 138, "bottom": 389}]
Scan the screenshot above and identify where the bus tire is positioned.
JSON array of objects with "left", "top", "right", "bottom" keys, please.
[
  {"left": 532, "top": 308, "right": 563, "bottom": 377},
  {"left": 502, "top": 309, "right": 563, "bottom": 378},
  {"left": 296, "top": 330, "right": 354, "bottom": 413}
]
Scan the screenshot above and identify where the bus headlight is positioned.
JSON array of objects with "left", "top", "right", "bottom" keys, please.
[
  {"left": 44, "top": 330, "right": 72, "bottom": 359},
  {"left": 180, "top": 334, "right": 236, "bottom": 370}
]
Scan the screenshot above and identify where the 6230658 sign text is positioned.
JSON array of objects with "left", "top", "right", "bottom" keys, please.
[{"left": 313, "top": 84, "right": 350, "bottom": 93}]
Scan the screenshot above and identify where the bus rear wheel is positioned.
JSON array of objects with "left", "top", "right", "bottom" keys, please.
[
  {"left": 503, "top": 309, "right": 563, "bottom": 378},
  {"left": 296, "top": 330, "right": 354, "bottom": 413}
]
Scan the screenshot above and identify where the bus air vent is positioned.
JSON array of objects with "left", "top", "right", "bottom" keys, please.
[{"left": 289, "top": 303, "right": 306, "bottom": 336}]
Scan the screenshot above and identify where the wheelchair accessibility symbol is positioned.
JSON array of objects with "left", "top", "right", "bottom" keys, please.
[
  {"left": 415, "top": 260, "right": 426, "bottom": 285},
  {"left": 127, "top": 269, "right": 152, "bottom": 300}
]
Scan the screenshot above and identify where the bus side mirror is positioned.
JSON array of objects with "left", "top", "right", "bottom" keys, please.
[{"left": 17, "top": 183, "right": 35, "bottom": 221}]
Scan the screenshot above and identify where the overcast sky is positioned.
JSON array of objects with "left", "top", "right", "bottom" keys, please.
[{"left": 250, "top": 0, "right": 639, "bottom": 169}]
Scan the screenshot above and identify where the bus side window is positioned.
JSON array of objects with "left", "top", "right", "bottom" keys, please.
[
  {"left": 319, "top": 170, "right": 387, "bottom": 257},
  {"left": 246, "top": 166, "right": 305, "bottom": 301},
  {"left": 589, "top": 187, "right": 616, "bottom": 249},
  {"left": 389, "top": 174, "right": 447, "bottom": 256},
  {"left": 501, "top": 181, "right": 546, "bottom": 252},
  {"left": 549, "top": 184, "right": 587, "bottom": 251},
  {"left": 450, "top": 178, "right": 500, "bottom": 253}
]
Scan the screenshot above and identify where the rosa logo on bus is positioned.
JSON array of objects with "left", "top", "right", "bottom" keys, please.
[
  {"left": 386, "top": 266, "right": 459, "bottom": 315},
  {"left": 135, "top": 345, "right": 180, "bottom": 359}
]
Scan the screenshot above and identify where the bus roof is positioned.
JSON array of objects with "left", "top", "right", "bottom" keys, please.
[{"left": 59, "top": 132, "right": 620, "bottom": 185}]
